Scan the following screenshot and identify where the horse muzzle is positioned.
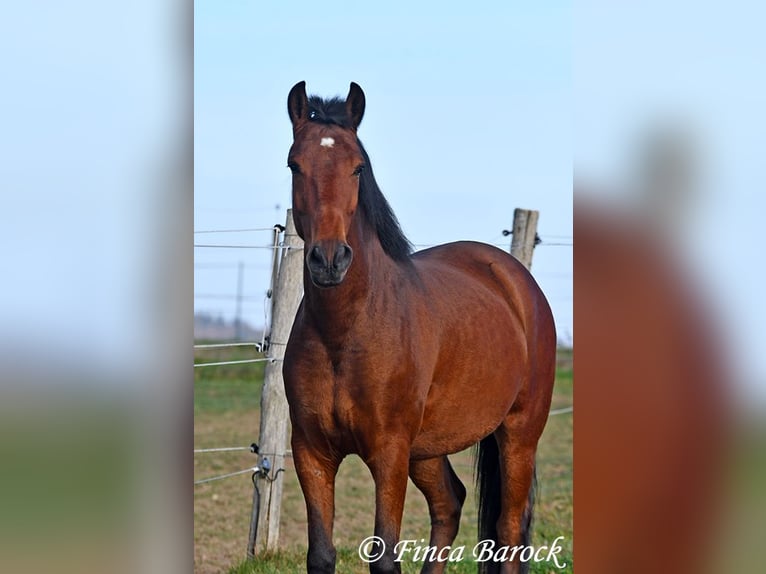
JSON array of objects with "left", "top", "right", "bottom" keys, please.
[{"left": 306, "top": 241, "right": 353, "bottom": 287}]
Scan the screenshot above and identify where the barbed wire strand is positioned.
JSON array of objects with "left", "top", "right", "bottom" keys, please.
[
  {"left": 194, "top": 244, "right": 282, "bottom": 249},
  {"left": 194, "top": 358, "right": 280, "bottom": 368},
  {"left": 194, "top": 448, "right": 292, "bottom": 458},
  {"left": 195, "top": 228, "right": 275, "bottom": 234},
  {"left": 194, "top": 446, "right": 252, "bottom": 454},
  {"left": 194, "top": 467, "right": 260, "bottom": 486},
  {"left": 194, "top": 342, "right": 262, "bottom": 349}
]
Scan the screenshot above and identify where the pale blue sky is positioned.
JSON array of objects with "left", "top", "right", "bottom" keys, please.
[
  {"left": 575, "top": 1, "right": 766, "bottom": 397},
  {"left": 195, "top": 2, "right": 573, "bottom": 340},
  {"left": 0, "top": 1, "right": 182, "bottom": 373}
]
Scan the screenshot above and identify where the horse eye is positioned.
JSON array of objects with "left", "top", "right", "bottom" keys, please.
[
  {"left": 287, "top": 162, "right": 301, "bottom": 174},
  {"left": 353, "top": 164, "right": 365, "bottom": 176}
]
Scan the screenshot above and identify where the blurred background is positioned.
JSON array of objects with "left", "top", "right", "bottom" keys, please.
[
  {"left": 0, "top": 1, "right": 191, "bottom": 573},
  {"left": 575, "top": 2, "right": 766, "bottom": 573},
  {"left": 0, "top": 1, "right": 764, "bottom": 573}
]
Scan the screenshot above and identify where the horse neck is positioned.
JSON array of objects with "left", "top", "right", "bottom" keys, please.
[{"left": 303, "top": 215, "right": 397, "bottom": 342}]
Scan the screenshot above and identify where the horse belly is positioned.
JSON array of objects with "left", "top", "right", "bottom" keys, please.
[
  {"left": 410, "top": 327, "right": 526, "bottom": 459},
  {"left": 410, "top": 386, "right": 520, "bottom": 458},
  {"left": 412, "top": 280, "right": 528, "bottom": 458}
]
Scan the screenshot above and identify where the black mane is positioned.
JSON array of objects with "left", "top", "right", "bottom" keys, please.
[{"left": 306, "top": 95, "right": 413, "bottom": 262}]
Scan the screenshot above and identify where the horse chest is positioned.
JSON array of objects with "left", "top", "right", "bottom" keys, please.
[
  {"left": 286, "top": 323, "right": 422, "bottom": 453},
  {"left": 321, "top": 359, "right": 404, "bottom": 451},
  {"left": 328, "top": 362, "right": 373, "bottom": 421}
]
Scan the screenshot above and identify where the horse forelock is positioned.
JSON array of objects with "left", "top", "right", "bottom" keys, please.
[{"left": 307, "top": 95, "right": 353, "bottom": 128}]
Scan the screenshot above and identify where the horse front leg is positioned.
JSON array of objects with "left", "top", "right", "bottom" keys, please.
[
  {"left": 292, "top": 435, "right": 341, "bottom": 574},
  {"left": 365, "top": 441, "right": 412, "bottom": 574}
]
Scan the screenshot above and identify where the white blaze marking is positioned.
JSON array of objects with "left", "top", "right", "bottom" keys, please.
[{"left": 320, "top": 137, "right": 335, "bottom": 148}]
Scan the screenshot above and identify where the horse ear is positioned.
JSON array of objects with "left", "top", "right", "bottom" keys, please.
[
  {"left": 346, "top": 82, "right": 365, "bottom": 129},
  {"left": 287, "top": 81, "right": 308, "bottom": 126}
]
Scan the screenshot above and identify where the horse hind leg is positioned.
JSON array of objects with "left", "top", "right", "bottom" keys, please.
[
  {"left": 408, "top": 456, "right": 466, "bottom": 574},
  {"left": 493, "top": 416, "right": 541, "bottom": 574}
]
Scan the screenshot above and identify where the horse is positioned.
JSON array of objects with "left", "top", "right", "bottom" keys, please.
[{"left": 282, "top": 81, "right": 556, "bottom": 574}]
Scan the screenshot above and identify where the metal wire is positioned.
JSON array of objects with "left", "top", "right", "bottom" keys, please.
[
  {"left": 194, "top": 358, "right": 279, "bottom": 368},
  {"left": 194, "top": 342, "right": 262, "bottom": 349},
  {"left": 194, "top": 448, "right": 293, "bottom": 457},
  {"left": 195, "top": 227, "right": 275, "bottom": 234},
  {"left": 194, "top": 466, "right": 260, "bottom": 485},
  {"left": 194, "top": 446, "right": 252, "bottom": 454},
  {"left": 194, "top": 244, "right": 279, "bottom": 249}
]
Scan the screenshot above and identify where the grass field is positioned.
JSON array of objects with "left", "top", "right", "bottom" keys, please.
[{"left": 194, "top": 346, "right": 573, "bottom": 573}]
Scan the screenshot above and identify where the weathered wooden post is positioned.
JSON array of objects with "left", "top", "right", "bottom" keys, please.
[
  {"left": 250, "top": 209, "right": 303, "bottom": 555},
  {"left": 509, "top": 208, "right": 540, "bottom": 270}
]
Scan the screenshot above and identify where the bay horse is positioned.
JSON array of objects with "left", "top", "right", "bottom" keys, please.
[{"left": 282, "top": 81, "right": 556, "bottom": 574}]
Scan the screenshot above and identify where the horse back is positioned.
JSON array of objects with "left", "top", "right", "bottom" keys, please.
[{"left": 412, "top": 241, "right": 553, "bottom": 339}]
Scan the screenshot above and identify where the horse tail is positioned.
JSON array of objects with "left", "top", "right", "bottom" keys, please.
[
  {"left": 520, "top": 465, "right": 537, "bottom": 568},
  {"left": 475, "top": 434, "right": 537, "bottom": 574},
  {"left": 475, "top": 434, "right": 501, "bottom": 573}
]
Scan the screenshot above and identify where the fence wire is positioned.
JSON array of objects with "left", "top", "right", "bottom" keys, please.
[
  {"left": 195, "top": 227, "right": 276, "bottom": 234},
  {"left": 194, "top": 358, "right": 280, "bottom": 368},
  {"left": 194, "top": 342, "right": 262, "bottom": 349},
  {"left": 195, "top": 467, "right": 260, "bottom": 486}
]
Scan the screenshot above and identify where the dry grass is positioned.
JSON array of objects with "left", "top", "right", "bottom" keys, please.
[{"left": 194, "top": 347, "right": 572, "bottom": 573}]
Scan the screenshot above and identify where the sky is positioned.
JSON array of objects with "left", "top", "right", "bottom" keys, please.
[
  {"left": 194, "top": 2, "right": 573, "bottom": 341},
  {"left": 0, "top": 1, "right": 185, "bottom": 375}
]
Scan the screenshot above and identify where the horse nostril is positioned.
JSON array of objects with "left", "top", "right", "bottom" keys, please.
[
  {"left": 308, "top": 245, "right": 327, "bottom": 268},
  {"left": 333, "top": 243, "right": 353, "bottom": 271}
]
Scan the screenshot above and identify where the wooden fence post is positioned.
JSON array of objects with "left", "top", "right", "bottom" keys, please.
[
  {"left": 250, "top": 209, "right": 303, "bottom": 555},
  {"left": 509, "top": 208, "right": 539, "bottom": 270}
]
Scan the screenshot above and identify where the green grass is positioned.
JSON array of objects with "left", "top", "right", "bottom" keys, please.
[
  {"left": 194, "top": 375, "right": 263, "bottom": 416},
  {"left": 195, "top": 347, "right": 573, "bottom": 573}
]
